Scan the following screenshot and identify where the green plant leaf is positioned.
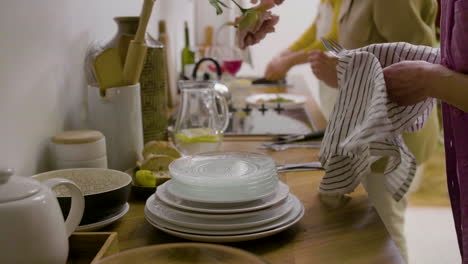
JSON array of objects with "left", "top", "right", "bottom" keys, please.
[{"left": 208, "top": 0, "right": 225, "bottom": 15}]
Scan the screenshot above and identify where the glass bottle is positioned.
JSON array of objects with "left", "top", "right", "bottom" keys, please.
[{"left": 180, "top": 21, "right": 195, "bottom": 79}]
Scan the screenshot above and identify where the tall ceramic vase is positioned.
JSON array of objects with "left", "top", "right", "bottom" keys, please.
[{"left": 110, "top": 16, "right": 169, "bottom": 143}]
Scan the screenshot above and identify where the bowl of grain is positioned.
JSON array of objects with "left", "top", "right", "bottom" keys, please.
[{"left": 33, "top": 168, "right": 131, "bottom": 225}]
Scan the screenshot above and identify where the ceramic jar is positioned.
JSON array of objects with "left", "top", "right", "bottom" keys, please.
[{"left": 49, "top": 130, "right": 107, "bottom": 170}]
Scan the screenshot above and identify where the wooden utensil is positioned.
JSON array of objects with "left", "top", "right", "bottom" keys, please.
[
  {"left": 118, "top": 34, "right": 134, "bottom": 65},
  {"left": 93, "top": 47, "right": 124, "bottom": 95},
  {"left": 123, "top": 0, "right": 155, "bottom": 84}
]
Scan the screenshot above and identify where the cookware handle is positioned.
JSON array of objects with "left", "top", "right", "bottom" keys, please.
[
  {"left": 44, "top": 178, "right": 85, "bottom": 237},
  {"left": 192, "top": 57, "right": 222, "bottom": 80}
]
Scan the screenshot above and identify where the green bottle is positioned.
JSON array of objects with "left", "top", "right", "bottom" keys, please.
[{"left": 181, "top": 21, "right": 195, "bottom": 79}]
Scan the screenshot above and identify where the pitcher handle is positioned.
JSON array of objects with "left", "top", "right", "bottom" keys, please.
[
  {"left": 44, "top": 178, "right": 85, "bottom": 237},
  {"left": 215, "top": 92, "right": 230, "bottom": 133}
]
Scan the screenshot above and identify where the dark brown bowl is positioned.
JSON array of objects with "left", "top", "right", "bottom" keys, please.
[{"left": 33, "top": 168, "right": 131, "bottom": 225}]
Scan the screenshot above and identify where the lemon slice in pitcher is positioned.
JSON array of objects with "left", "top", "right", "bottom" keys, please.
[{"left": 175, "top": 128, "right": 222, "bottom": 144}]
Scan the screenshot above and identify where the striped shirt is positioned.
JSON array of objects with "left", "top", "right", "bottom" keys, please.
[{"left": 319, "top": 43, "right": 440, "bottom": 201}]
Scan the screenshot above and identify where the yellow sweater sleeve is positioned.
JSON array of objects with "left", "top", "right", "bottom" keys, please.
[
  {"left": 289, "top": 23, "right": 318, "bottom": 52},
  {"left": 289, "top": 0, "right": 342, "bottom": 52}
]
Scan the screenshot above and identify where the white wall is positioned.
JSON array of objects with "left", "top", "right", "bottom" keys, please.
[
  {"left": 0, "top": 0, "right": 193, "bottom": 176},
  {"left": 0, "top": 0, "right": 317, "bottom": 176}
]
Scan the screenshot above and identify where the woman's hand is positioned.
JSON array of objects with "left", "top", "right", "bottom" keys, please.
[
  {"left": 309, "top": 50, "right": 339, "bottom": 88},
  {"left": 264, "top": 54, "right": 292, "bottom": 80},
  {"left": 383, "top": 61, "right": 434, "bottom": 105}
]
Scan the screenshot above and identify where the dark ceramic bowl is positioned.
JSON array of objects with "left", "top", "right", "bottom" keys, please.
[{"left": 33, "top": 168, "right": 131, "bottom": 225}]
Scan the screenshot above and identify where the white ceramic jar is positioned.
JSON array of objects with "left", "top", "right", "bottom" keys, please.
[{"left": 49, "top": 130, "right": 107, "bottom": 170}]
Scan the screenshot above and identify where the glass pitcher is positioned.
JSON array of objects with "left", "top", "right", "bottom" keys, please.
[{"left": 172, "top": 80, "right": 230, "bottom": 155}]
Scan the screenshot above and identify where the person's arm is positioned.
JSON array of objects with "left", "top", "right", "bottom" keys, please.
[
  {"left": 427, "top": 67, "right": 468, "bottom": 112},
  {"left": 384, "top": 61, "right": 468, "bottom": 112},
  {"left": 264, "top": 50, "right": 309, "bottom": 80},
  {"left": 372, "top": 0, "right": 437, "bottom": 46}
]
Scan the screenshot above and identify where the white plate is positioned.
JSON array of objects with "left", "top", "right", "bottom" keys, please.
[
  {"left": 167, "top": 180, "right": 277, "bottom": 204},
  {"left": 145, "top": 194, "right": 294, "bottom": 231},
  {"left": 155, "top": 181, "right": 290, "bottom": 214},
  {"left": 245, "top": 93, "right": 306, "bottom": 108},
  {"left": 75, "top": 203, "right": 129, "bottom": 232},
  {"left": 145, "top": 194, "right": 303, "bottom": 236},
  {"left": 149, "top": 194, "right": 288, "bottom": 220},
  {"left": 145, "top": 203, "right": 304, "bottom": 243}
]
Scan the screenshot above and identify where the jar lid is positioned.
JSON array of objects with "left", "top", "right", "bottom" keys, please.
[
  {"left": 0, "top": 169, "right": 40, "bottom": 203},
  {"left": 51, "top": 130, "right": 104, "bottom": 145}
]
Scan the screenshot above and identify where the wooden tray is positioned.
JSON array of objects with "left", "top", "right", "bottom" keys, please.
[{"left": 68, "top": 232, "right": 119, "bottom": 264}]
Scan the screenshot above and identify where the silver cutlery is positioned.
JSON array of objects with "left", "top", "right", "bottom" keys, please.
[
  {"left": 259, "top": 142, "right": 321, "bottom": 151},
  {"left": 276, "top": 161, "right": 323, "bottom": 172},
  {"left": 321, "top": 37, "right": 345, "bottom": 57},
  {"left": 273, "top": 130, "right": 325, "bottom": 144}
]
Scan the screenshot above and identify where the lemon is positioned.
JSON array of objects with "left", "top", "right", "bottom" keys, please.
[
  {"left": 135, "top": 170, "right": 157, "bottom": 187},
  {"left": 175, "top": 128, "right": 222, "bottom": 144}
]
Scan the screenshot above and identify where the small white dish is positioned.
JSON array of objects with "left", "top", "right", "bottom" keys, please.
[
  {"left": 145, "top": 194, "right": 303, "bottom": 236},
  {"left": 75, "top": 203, "right": 129, "bottom": 232},
  {"left": 145, "top": 203, "right": 304, "bottom": 243},
  {"left": 145, "top": 195, "right": 294, "bottom": 231},
  {"left": 245, "top": 93, "right": 306, "bottom": 108},
  {"left": 155, "top": 181, "right": 290, "bottom": 214}
]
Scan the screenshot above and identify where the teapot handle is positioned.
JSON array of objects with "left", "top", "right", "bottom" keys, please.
[
  {"left": 215, "top": 92, "right": 230, "bottom": 133},
  {"left": 44, "top": 178, "right": 85, "bottom": 237}
]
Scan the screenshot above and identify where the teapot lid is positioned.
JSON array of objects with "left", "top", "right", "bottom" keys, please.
[{"left": 0, "top": 168, "right": 40, "bottom": 203}]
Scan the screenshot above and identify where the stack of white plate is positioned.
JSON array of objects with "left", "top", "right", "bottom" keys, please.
[{"left": 144, "top": 152, "right": 304, "bottom": 242}]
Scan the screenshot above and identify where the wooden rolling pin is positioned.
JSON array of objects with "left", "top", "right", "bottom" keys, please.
[{"left": 123, "top": 0, "right": 156, "bottom": 84}]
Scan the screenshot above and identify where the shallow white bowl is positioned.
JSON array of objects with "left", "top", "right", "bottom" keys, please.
[
  {"left": 169, "top": 152, "right": 277, "bottom": 188},
  {"left": 167, "top": 179, "right": 278, "bottom": 203}
]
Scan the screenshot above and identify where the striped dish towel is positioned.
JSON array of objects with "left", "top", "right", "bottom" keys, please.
[{"left": 319, "top": 43, "right": 440, "bottom": 201}]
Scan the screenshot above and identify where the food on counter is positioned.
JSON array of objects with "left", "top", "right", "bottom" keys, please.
[
  {"left": 138, "top": 154, "right": 175, "bottom": 171},
  {"left": 133, "top": 141, "right": 178, "bottom": 187},
  {"left": 135, "top": 170, "right": 157, "bottom": 187},
  {"left": 142, "top": 140, "right": 181, "bottom": 159},
  {"left": 256, "top": 97, "right": 294, "bottom": 104}
]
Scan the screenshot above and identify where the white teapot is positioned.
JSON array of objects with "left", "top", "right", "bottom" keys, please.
[{"left": 0, "top": 168, "right": 84, "bottom": 264}]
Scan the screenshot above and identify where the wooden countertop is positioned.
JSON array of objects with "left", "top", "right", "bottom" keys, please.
[
  {"left": 100, "top": 139, "right": 404, "bottom": 264},
  {"left": 98, "top": 80, "right": 403, "bottom": 263}
]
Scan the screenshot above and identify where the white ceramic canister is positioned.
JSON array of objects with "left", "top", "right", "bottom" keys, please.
[
  {"left": 49, "top": 130, "right": 107, "bottom": 170},
  {"left": 87, "top": 84, "right": 144, "bottom": 171}
]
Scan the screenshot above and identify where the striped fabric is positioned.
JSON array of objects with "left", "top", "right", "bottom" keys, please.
[{"left": 319, "top": 43, "right": 440, "bottom": 201}]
